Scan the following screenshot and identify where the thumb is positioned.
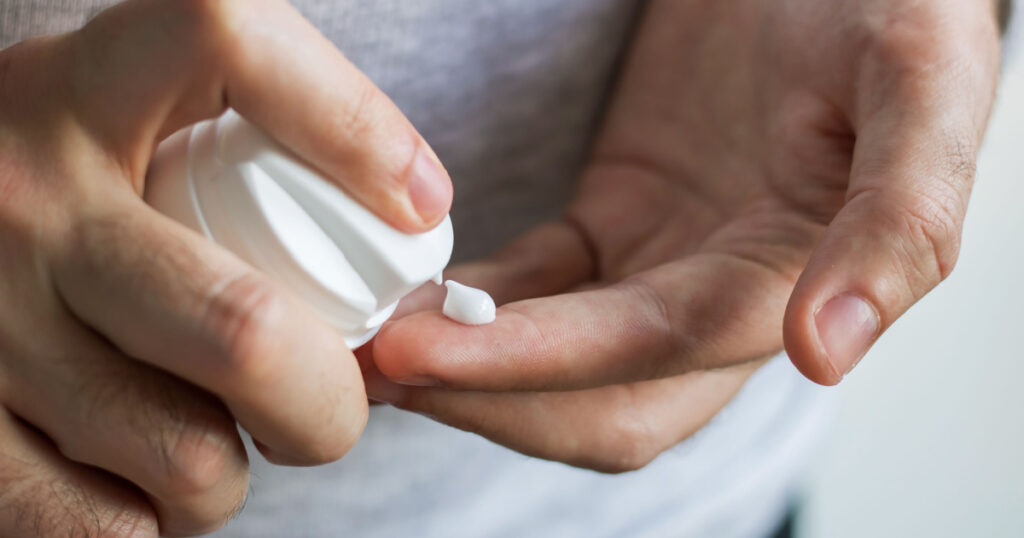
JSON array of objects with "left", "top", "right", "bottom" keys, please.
[{"left": 784, "top": 33, "right": 999, "bottom": 385}]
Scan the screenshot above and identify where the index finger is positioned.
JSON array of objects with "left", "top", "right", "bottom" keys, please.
[
  {"left": 373, "top": 251, "right": 793, "bottom": 391},
  {"left": 53, "top": 194, "right": 368, "bottom": 466}
]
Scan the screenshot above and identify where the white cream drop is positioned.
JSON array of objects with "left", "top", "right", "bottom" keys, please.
[{"left": 442, "top": 280, "right": 496, "bottom": 325}]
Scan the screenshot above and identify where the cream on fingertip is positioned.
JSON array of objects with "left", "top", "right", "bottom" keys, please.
[{"left": 442, "top": 281, "right": 496, "bottom": 325}]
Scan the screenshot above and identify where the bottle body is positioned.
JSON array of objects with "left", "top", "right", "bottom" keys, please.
[{"left": 145, "top": 111, "right": 453, "bottom": 348}]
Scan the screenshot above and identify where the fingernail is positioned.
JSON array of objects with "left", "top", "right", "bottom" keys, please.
[
  {"left": 395, "top": 375, "right": 440, "bottom": 387},
  {"left": 815, "top": 293, "right": 879, "bottom": 378},
  {"left": 408, "top": 147, "right": 452, "bottom": 224}
]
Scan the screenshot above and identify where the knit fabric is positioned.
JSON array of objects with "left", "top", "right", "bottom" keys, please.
[{"left": 0, "top": 2, "right": 830, "bottom": 537}]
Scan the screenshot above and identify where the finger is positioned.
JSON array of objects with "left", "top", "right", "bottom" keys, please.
[
  {"left": 783, "top": 16, "right": 1001, "bottom": 385},
  {"left": 3, "top": 312, "right": 248, "bottom": 535},
  {"left": 51, "top": 193, "right": 368, "bottom": 466},
  {"left": 374, "top": 245, "right": 798, "bottom": 391},
  {"left": 63, "top": 0, "right": 450, "bottom": 231},
  {"left": 393, "top": 220, "right": 595, "bottom": 317},
  {"left": 0, "top": 406, "right": 158, "bottom": 537},
  {"left": 363, "top": 360, "right": 761, "bottom": 473}
]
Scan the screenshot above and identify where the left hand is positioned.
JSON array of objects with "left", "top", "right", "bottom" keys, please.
[
  {"left": 360, "top": 226, "right": 763, "bottom": 472},
  {"left": 365, "top": 0, "right": 1003, "bottom": 470}
]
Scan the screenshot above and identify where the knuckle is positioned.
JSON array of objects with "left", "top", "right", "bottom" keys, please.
[
  {"left": 60, "top": 208, "right": 138, "bottom": 283},
  {"left": 155, "top": 407, "right": 244, "bottom": 501},
  {"left": 50, "top": 361, "right": 245, "bottom": 531},
  {"left": 893, "top": 186, "right": 964, "bottom": 283},
  {"left": 619, "top": 279, "right": 682, "bottom": 378},
  {"left": 337, "top": 83, "right": 389, "bottom": 153},
  {"left": 867, "top": 6, "right": 965, "bottom": 75},
  {"left": 96, "top": 506, "right": 159, "bottom": 538},
  {"left": 201, "top": 272, "right": 286, "bottom": 380},
  {"left": 174, "top": 0, "right": 243, "bottom": 33},
  {"left": 170, "top": 0, "right": 249, "bottom": 63},
  {"left": 593, "top": 410, "right": 661, "bottom": 474},
  {"left": 936, "top": 134, "right": 978, "bottom": 193}
]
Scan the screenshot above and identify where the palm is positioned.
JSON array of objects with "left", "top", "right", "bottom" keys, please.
[{"left": 575, "top": 0, "right": 856, "bottom": 288}]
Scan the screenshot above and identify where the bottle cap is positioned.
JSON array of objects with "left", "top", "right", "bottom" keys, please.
[{"left": 145, "top": 111, "right": 453, "bottom": 348}]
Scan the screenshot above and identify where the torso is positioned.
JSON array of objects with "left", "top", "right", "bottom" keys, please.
[{"left": 0, "top": 3, "right": 830, "bottom": 537}]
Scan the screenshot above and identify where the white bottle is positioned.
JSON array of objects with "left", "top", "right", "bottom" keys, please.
[{"left": 144, "top": 110, "right": 454, "bottom": 348}]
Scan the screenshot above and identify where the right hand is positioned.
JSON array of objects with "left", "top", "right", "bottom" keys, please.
[{"left": 0, "top": 0, "right": 452, "bottom": 536}]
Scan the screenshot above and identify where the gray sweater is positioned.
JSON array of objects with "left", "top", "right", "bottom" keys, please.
[{"left": 1, "top": 2, "right": 828, "bottom": 537}]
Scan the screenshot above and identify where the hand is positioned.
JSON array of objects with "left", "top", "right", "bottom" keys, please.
[
  {"left": 361, "top": 227, "right": 763, "bottom": 472},
  {"left": 0, "top": 0, "right": 451, "bottom": 536},
  {"left": 366, "top": 0, "right": 1002, "bottom": 469}
]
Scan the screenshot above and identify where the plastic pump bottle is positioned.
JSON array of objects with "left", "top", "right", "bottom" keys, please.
[{"left": 144, "top": 110, "right": 454, "bottom": 348}]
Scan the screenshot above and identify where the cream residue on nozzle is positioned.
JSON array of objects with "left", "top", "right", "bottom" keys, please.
[{"left": 442, "top": 280, "right": 496, "bottom": 325}]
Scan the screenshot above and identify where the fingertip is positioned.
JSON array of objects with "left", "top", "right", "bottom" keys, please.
[
  {"left": 372, "top": 312, "right": 452, "bottom": 382},
  {"left": 320, "top": 378, "right": 370, "bottom": 462},
  {"left": 406, "top": 144, "right": 453, "bottom": 229},
  {"left": 250, "top": 391, "right": 367, "bottom": 467},
  {"left": 783, "top": 287, "right": 845, "bottom": 386},
  {"left": 373, "top": 308, "right": 515, "bottom": 388},
  {"left": 338, "top": 140, "right": 452, "bottom": 236}
]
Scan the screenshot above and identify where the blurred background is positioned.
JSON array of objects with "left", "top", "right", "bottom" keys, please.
[{"left": 796, "top": 31, "right": 1024, "bottom": 538}]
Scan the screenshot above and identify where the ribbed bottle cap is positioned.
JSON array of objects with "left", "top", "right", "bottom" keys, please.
[{"left": 145, "top": 111, "right": 453, "bottom": 348}]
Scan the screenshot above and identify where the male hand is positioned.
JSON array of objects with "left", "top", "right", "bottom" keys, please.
[
  {"left": 367, "top": 0, "right": 1003, "bottom": 470},
  {"left": 0, "top": 0, "right": 451, "bottom": 536}
]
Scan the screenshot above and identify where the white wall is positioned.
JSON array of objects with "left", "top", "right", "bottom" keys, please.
[{"left": 798, "top": 46, "right": 1024, "bottom": 538}]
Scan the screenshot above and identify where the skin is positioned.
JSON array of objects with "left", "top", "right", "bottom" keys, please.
[
  {"left": 0, "top": 0, "right": 451, "bottom": 535},
  {"left": 368, "top": 0, "right": 1005, "bottom": 472}
]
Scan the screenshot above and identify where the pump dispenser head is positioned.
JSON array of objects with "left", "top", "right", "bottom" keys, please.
[{"left": 144, "top": 110, "right": 454, "bottom": 348}]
